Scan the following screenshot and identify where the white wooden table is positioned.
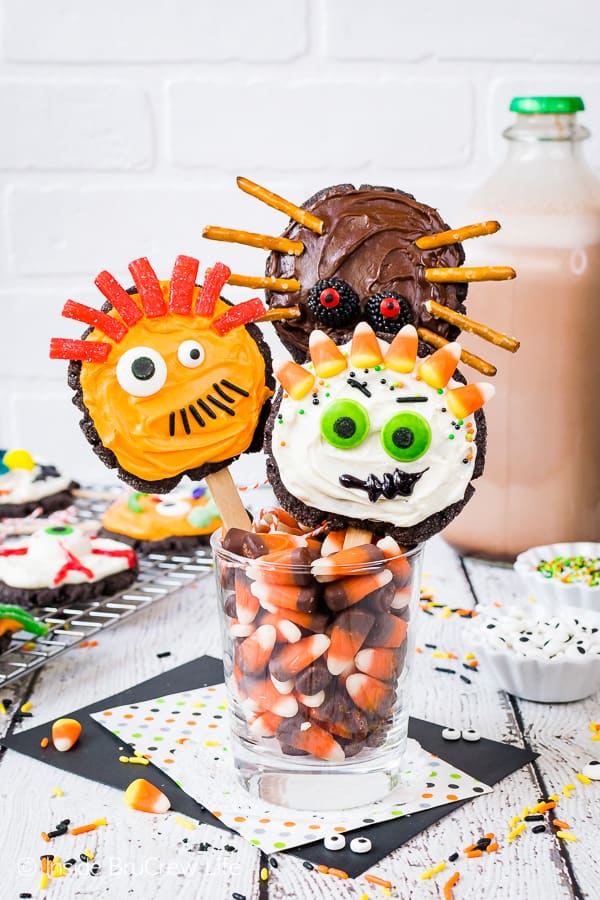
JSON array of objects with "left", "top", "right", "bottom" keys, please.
[{"left": 1, "top": 534, "right": 597, "bottom": 899}]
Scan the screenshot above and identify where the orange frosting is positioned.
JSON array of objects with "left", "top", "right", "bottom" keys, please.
[
  {"left": 102, "top": 491, "right": 221, "bottom": 541},
  {"left": 78, "top": 285, "right": 272, "bottom": 482}
]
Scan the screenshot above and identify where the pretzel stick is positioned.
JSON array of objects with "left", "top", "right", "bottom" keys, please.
[
  {"left": 342, "top": 526, "right": 373, "bottom": 549},
  {"left": 416, "top": 221, "right": 500, "bottom": 250},
  {"left": 237, "top": 176, "right": 324, "bottom": 236},
  {"left": 425, "top": 300, "right": 520, "bottom": 353},
  {"left": 418, "top": 327, "right": 497, "bottom": 377},
  {"left": 205, "top": 468, "right": 251, "bottom": 532},
  {"left": 256, "top": 307, "right": 301, "bottom": 323},
  {"left": 72, "top": 488, "right": 122, "bottom": 501},
  {"left": 226, "top": 273, "right": 301, "bottom": 293},
  {"left": 425, "top": 266, "right": 516, "bottom": 283},
  {"left": 203, "top": 226, "right": 304, "bottom": 256}
]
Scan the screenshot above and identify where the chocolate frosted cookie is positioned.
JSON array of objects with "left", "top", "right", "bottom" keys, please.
[
  {"left": 264, "top": 184, "right": 467, "bottom": 362},
  {"left": 0, "top": 449, "right": 78, "bottom": 518},
  {"left": 265, "top": 323, "right": 492, "bottom": 545}
]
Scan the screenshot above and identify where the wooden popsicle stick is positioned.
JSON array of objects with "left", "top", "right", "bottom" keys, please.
[
  {"left": 424, "top": 266, "right": 516, "bottom": 283},
  {"left": 237, "top": 176, "right": 324, "bottom": 235},
  {"left": 226, "top": 273, "right": 301, "bottom": 292},
  {"left": 418, "top": 327, "right": 497, "bottom": 377},
  {"left": 425, "top": 299, "right": 520, "bottom": 353},
  {"left": 256, "top": 307, "right": 301, "bottom": 323},
  {"left": 342, "top": 526, "right": 373, "bottom": 549},
  {"left": 415, "top": 220, "right": 500, "bottom": 250},
  {"left": 202, "top": 226, "right": 304, "bottom": 256},
  {"left": 205, "top": 468, "right": 251, "bottom": 532}
]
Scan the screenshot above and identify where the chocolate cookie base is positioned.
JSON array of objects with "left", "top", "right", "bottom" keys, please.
[
  {"left": 98, "top": 528, "right": 212, "bottom": 554},
  {"left": 0, "top": 483, "right": 79, "bottom": 519},
  {"left": 0, "top": 566, "right": 138, "bottom": 611}
]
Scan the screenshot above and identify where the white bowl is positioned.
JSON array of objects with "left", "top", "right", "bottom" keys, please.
[
  {"left": 514, "top": 542, "right": 600, "bottom": 613},
  {"left": 471, "top": 605, "right": 600, "bottom": 703}
]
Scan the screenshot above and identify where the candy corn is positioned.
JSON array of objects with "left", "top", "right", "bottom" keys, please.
[
  {"left": 312, "top": 544, "right": 384, "bottom": 582},
  {"left": 446, "top": 382, "right": 495, "bottom": 419},
  {"left": 278, "top": 719, "right": 345, "bottom": 762},
  {"left": 327, "top": 609, "right": 374, "bottom": 675},
  {"left": 269, "top": 634, "right": 330, "bottom": 681},
  {"left": 124, "top": 778, "right": 170, "bottom": 814},
  {"left": 251, "top": 581, "right": 320, "bottom": 614},
  {"left": 51, "top": 718, "right": 82, "bottom": 752},
  {"left": 355, "top": 647, "right": 399, "bottom": 681},
  {"left": 383, "top": 324, "right": 418, "bottom": 373},
  {"left": 346, "top": 673, "right": 394, "bottom": 716},
  {"left": 309, "top": 330, "right": 348, "bottom": 378},
  {"left": 273, "top": 359, "right": 315, "bottom": 400},
  {"left": 236, "top": 624, "right": 277, "bottom": 675},
  {"left": 350, "top": 322, "right": 384, "bottom": 368},
  {"left": 324, "top": 569, "right": 392, "bottom": 612},
  {"left": 418, "top": 342, "right": 461, "bottom": 389}
]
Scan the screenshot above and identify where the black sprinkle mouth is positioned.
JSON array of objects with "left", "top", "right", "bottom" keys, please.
[
  {"left": 339, "top": 468, "right": 428, "bottom": 502},
  {"left": 168, "top": 378, "right": 248, "bottom": 435}
]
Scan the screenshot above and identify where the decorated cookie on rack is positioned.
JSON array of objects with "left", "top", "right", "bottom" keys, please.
[
  {"left": 100, "top": 483, "right": 222, "bottom": 552},
  {"left": 203, "top": 178, "right": 519, "bottom": 377},
  {"left": 50, "top": 256, "right": 275, "bottom": 496},
  {"left": 0, "top": 524, "right": 137, "bottom": 609},
  {"left": 265, "top": 323, "right": 494, "bottom": 544},
  {"left": 0, "top": 449, "right": 78, "bottom": 518},
  {"left": 0, "top": 605, "right": 48, "bottom": 653}
]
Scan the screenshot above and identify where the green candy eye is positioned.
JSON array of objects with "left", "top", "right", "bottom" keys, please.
[
  {"left": 320, "top": 399, "right": 370, "bottom": 450},
  {"left": 381, "top": 412, "right": 431, "bottom": 462},
  {"left": 44, "top": 525, "right": 74, "bottom": 536}
]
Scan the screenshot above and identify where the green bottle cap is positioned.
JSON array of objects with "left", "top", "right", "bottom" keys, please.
[{"left": 509, "top": 96, "right": 584, "bottom": 114}]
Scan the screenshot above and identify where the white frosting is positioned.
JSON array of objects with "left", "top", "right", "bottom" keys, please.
[
  {"left": 0, "top": 465, "right": 72, "bottom": 505},
  {"left": 0, "top": 526, "right": 135, "bottom": 589},
  {"left": 271, "top": 340, "right": 477, "bottom": 528}
]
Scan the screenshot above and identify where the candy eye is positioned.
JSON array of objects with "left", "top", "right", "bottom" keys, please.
[
  {"left": 381, "top": 412, "right": 431, "bottom": 461},
  {"left": 365, "top": 291, "right": 413, "bottom": 334},
  {"left": 44, "top": 525, "right": 74, "bottom": 537},
  {"left": 156, "top": 500, "right": 191, "bottom": 517},
  {"left": 307, "top": 279, "right": 359, "bottom": 327},
  {"left": 321, "top": 399, "right": 370, "bottom": 449},
  {"left": 177, "top": 340, "right": 205, "bottom": 369},
  {"left": 116, "top": 346, "right": 167, "bottom": 397}
]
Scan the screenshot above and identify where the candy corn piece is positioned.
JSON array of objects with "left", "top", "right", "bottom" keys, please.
[
  {"left": 266, "top": 606, "right": 330, "bottom": 633},
  {"left": 124, "top": 778, "right": 170, "bottom": 814},
  {"left": 248, "top": 710, "right": 283, "bottom": 738},
  {"left": 257, "top": 612, "right": 302, "bottom": 643},
  {"left": 236, "top": 624, "right": 277, "bottom": 675},
  {"left": 229, "top": 619, "right": 256, "bottom": 638},
  {"left": 446, "top": 382, "right": 495, "bottom": 419},
  {"left": 418, "top": 342, "right": 461, "bottom": 389},
  {"left": 247, "top": 547, "right": 316, "bottom": 586},
  {"left": 280, "top": 720, "right": 345, "bottom": 762},
  {"left": 350, "top": 322, "right": 384, "bottom": 368},
  {"left": 324, "top": 569, "right": 392, "bottom": 612},
  {"left": 269, "top": 634, "right": 330, "bottom": 681},
  {"left": 273, "top": 359, "right": 315, "bottom": 400},
  {"left": 251, "top": 581, "right": 319, "bottom": 614},
  {"left": 243, "top": 676, "right": 299, "bottom": 717},
  {"left": 296, "top": 689, "right": 326, "bottom": 708},
  {"left": 355, "top": 647, "right": 399, "bottom": 681},
  {"left": 376, "top": 536, "right": 411, "bottom": 586},
  {"left": 234, "top": 571, "right": 259, "bottom": 625},
  {"left": 309, "top": 330, "right": 348, "bottom": 378},
  {"left": 320, "top": 529, "right": 346, "bottom": 556},
  {"left": 365, "top": 613, "right": 408, "bottom": 648},
  {"left": 312, "top": 544, "right": 384, "bottom": 582},
  {"left": 383, "top": 324, "right": 418, "bottom": 373},
  {"left": 346, "top": 673, "right": 394, "bottom": 716},
  {"left": 327, "top": 609, "right": 375, "bottom": 675},
  {"left": 51, "top": 718, "right": 82, "bottom": 752}
]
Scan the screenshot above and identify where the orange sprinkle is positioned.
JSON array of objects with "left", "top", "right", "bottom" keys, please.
[
  {"left": 212, "top": 811, "right": 222, "bottom": 817},
  {"left": 259, "top": 818, "right": 271, "bottom": 824},
  {"left": 465, "top": 849, "right": 482, "bottom": 858},
  {"left": 89, "top": 640, "right": 98, "bottom": 647},
  {"left": 40, "top": 737, "right": 49, "bottom": 749},
  {"left": 539, "top": 801, "right": 557, "bottom": 812},
  {"left": 80, "top": 641, "right": 89, "bottom": 648},
  {"left": 69, "top": 823, "right": 97, "bottom": 836},
  {"left": 553, "top": 819, "right": 570, "bottom": 829},
  {"left": 41, "top": 858, "right": 48, "bottom": 874},
  {"left": 444, "top": 871, "right": 461, "bottom": 899},
  {"left": 317, "top": 864, "right": 330, "bottom": 874},
  {"left": 328, "top": 868, "right": 349, "bottom": 879},
  {"left": 468, "top": 660, "right": 479, "bottom": 668},
  {"left": 463, "top": 842, "right": 478, "bottom": 853},
  {"left": 486, "top": 842, "right": 499, "bottom": 853},
  {"left": 422, "top": 792, "right": 433, "bottom": 799},
  {"left": 333, "top": 826, "right": 345, "bottom": 833},
  {"left": 41, "top": 832, "right": 50, "bottom": 843},
  {"left": 485, "top": 833, "right": 495, "bottom": 840},
  {"left": 308, "top": 824, "right": 321, "bottom": 830},
  {"left": 364, "top": 874, "right": 393, "bottom": 888},
  {"left": 280, "top": 441, "right": 286, "bottom": 447},
  {"left": 283, "top": 821, "right": 296, "bottom": 827},
  {"left": 446, "top": 794, "right": 458, "bottom": 801},
  {"left": 415, "top": 647, "right": 423, "bottom": 654},
  {"left": 234, "top": 816, "right": 247, "bottom": 823}
]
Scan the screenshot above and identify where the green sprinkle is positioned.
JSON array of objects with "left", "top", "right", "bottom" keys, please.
[
  {"left": 391, "top": 810, "right": 404, "bottom": 816},
  {"left": 127, "top": 491, "right": 145, "bottom": 513},
  {"left": 273, "top": 842, "right": 286, "bottom": 849},
  {"left": 448, "top": 434, "right": 455, "bottom": 440},
  {"left": 437, "top": 388, "right": 444, "bottom": 394},
  {"left": 298, "top": 409, "right": 304, "bottom": 415},
  {"left": 374, "top": 365, "right": 382, "bottom": 371},
  {"left": 457, "top": 419, "right": 464, "bottom": 425}
]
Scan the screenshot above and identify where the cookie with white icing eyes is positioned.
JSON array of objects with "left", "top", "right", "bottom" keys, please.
[
  {"left": 0, "top": 449, "right": 78, "bottom": 518},
  {"left": 265, "top": 323, "right": 494, "bottom": 545}
]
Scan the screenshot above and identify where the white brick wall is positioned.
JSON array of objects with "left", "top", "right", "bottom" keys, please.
[{"left": 1, "top": 0, "right": 599, "bottom": 484}]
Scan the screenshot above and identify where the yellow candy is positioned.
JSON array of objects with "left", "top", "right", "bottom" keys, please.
[{"left": 3, "top": 448, "right": 35, "bottom": 470}]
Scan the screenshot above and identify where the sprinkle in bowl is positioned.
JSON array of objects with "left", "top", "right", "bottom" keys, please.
[{"left": 513, "top": 542, "right": 600, "bottom": 613}]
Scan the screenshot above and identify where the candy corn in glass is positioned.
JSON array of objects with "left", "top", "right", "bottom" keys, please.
[{"left": 211, "top": 526, "right": 424, "bottom": 810}]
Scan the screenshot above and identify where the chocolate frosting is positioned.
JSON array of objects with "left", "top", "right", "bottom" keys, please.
[{"left": 265, "top": 184, "right": 467, "bottom": 361}]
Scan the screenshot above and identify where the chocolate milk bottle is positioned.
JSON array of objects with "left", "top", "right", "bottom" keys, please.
[{"left": 444, "top": 97, "right": 600, "bottom": 560}]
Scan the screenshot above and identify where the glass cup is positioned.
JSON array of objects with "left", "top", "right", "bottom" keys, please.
[{"left": 211, "top": 530, "right": 424, "bottom": 810}]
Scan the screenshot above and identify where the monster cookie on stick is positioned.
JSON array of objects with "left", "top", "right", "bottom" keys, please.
[
  {"left": 203, "top": 178, "right": 518, "bottom": 376},
  {"left": 265, "top": 322, "right": 494, "bottom": 545},
  {"left": 0, "top": 449, "right": 78, "bottom": 518},
  {"left": 50, "top": 255, "right": 277, "bottom": 530}
]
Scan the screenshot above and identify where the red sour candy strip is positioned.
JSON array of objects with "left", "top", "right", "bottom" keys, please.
[
  {"left": 62, "top": 300, "right": 127, "bottom": 342},
  {"left": 92, "top": 547, "right": 137, "bottom": 569},
  {"left": 49, "top": 338, "right": 112, "bottom": 362},
  {"left": 0, "top": 547, "right": 28, "bottom": 556},
  {"left": 169, "top": 255, "right": 200, "bottom": 315},
  {"left": 196, "top": 262, "right": 231, "bottom": 317},
  {"left": 128, "top": 257, "right": 167, "bottom": 318},
  {"left": 94, "top": 270, "right": 143, "bottom": 326},
  {"left": 211, "top": 297, "right": 266, "bottom": 335},
  {"left": 54, "top": 547, "right": 94, "bottom": 586}
]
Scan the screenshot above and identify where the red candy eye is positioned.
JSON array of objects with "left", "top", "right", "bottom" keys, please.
[
  {"left": 379, "top": 297, "right": 401, "bottom": 318},
  {"left": 319, "top": 288, "right": 340, "bottom": 309}
]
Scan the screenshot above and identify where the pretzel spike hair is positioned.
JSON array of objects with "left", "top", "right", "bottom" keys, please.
[
  {"left": 425, "top": 266, "right": 516, "bottom": 283},
  {"left": 49, "top": 338, "right": 112, "bottom": 363},
  {"left": 425, "top": 299, "right": 520, "bottom": 353},
  {"left": 128, "top": 257, "right": 168, "bottom": 317},
  {"left": 195, "top": 261, "right": 231, "bottom": 317},
  {"left": 226, "top": 273, "right": 301, "bottom": 293},
  {"left": 236, "top": 176, "right": 325, "bottom": 236},
  {"left": 94, "top": 270, "right": 143, "bottom": 326},
  {"left": 203, "top": 225, "right": 304, "bottom": 256},
  {"left": 61, "top": 300, "right": 128, "bottom": 342},
  {"left": 169, "top": 255, "right": 200, "bottom": 315},
  {"left": 415, "top": 221, "right": 500, "bottom": 250},
  {"left": 211, "top": 297, "right": 266, "bottom": 336}
]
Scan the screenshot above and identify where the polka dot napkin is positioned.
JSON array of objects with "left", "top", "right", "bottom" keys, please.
[{"left": 92, "top": 684, "right": 491, "bottom": 854}]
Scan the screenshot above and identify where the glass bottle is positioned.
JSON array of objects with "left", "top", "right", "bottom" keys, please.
[{"left": 444, "top": 97, "right": 600, "bottom": 561}]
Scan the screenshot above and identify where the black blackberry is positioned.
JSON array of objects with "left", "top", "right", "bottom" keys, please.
[
  {"left": 306, "top": 278, "right": 360, "bottom": 327},
  {"left": 365, "top": 291, "right": 413, "bottom": 333}
]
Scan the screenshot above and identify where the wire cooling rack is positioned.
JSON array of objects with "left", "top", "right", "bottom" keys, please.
[{"left": 0, "top": 486, "right": 214, "bottom": 688}]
